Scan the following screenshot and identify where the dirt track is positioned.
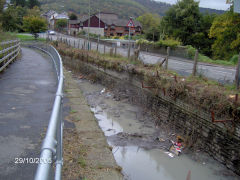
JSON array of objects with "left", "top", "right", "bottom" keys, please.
[{"left": 62, "top": 69, "right": 123, "bottom": 180}]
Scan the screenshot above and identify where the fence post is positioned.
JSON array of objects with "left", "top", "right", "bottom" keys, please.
[
  {"left": 192, "top": 50, "right": 199, "bottom": 76},
  {"left": 128, "top": 42, "right": 131, "bottom": 59},
  {"left": 110, "top": 48, "right": 113, "bottom": 56},
  {"left": 114, "top": 46, "right": 117, "bottom": 57},
  {"left": 235, "top": 52, "right": 240, "bottom": 90},
  {"left": 104, "top": 45, "right": 106, "bottom": 54},
  {"left": 165, "top": 47, "right": 170, "bottom": 70}
]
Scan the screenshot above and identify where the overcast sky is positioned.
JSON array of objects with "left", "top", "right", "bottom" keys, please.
[{"left": 155, "top": 0, "right": 231, "bottom": 10}]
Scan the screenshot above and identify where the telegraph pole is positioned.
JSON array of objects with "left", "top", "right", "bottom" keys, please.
[
  {"left": 87, "top": 0, "right": 90, "bottom": 51},
  {"left": 97, "top": 9, "right": 100, "bottom": 51},
  {"left": 128, "top": 25, "right": 131, "bottom": 59},
  {"left": 127, "top": 17, "right": 134, "bottom": 59}
]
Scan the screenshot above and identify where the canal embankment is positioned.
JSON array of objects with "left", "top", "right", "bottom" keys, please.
[{"left": 56, "top": 42, "right": 240, "bottom": 176}]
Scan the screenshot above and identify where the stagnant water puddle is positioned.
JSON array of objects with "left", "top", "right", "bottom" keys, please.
[{"left": 76, "top": 78, "right": 239, "bottom": 180}]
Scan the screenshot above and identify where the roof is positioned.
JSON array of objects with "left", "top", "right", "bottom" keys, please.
[
  {"left": 96, "top": 12, "right": 118, "bottom": 21},
  {"left": 102, "top": 18, "right": 142, "bottom": 27},
  {"left": 55, "top": 13, "right": 69, "bottom": 20},
  {"left": 95, "top": 12, "right": 141, "bottom": 27},
  {"left": 43, "top": 10, "right": 56, "bottom": 17},
  {"left": 69, "top": 20, "right": 81, "bottom": 24},
  {"left": 70, "top": 13, "right": 142, "bottom": 28},
  {"left": 79, "top": 15, "right": 89, "bottom": 22}
]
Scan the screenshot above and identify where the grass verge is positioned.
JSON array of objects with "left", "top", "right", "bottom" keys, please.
[{"left": 15, "top": 34, "right": 45, "bottom": 42}]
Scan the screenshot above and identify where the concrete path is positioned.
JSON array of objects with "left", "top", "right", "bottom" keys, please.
[{"left": 0, "top": 47, "right": 57, "bottom": 179}]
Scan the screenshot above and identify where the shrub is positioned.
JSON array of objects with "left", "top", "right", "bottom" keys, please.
[
  {"left": 156, "top": 39, "right": 181, "bottom": 49},
  {"left": 230, "top": 54, "right": 239, "bottom": 65},
  {"left": 186, "top": 45, "right": 197, "bottom": 59}
]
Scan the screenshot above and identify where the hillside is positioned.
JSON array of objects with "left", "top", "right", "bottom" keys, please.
[{"left": 39, "top": 0, "right": 224, "bottom": 18}]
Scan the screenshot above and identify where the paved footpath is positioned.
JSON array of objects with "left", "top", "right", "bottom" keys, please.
[{"left": 0, "top": 47, "right": 57, "bottom": 179}]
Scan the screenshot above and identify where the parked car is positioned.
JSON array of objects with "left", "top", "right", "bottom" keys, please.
[{"left": 48, "top": 30, "right": 56, "bottom": 35}]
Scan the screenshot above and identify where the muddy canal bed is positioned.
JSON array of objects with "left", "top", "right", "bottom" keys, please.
[{"left": 75, "top": 77, "right": 239, "bottom": 180}]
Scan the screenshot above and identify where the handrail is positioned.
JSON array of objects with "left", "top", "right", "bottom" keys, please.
[
  {"left": 23, "top": 42, "right": 64, "bottom": 180},
  {"left": 0, "top": 39, "right": 20, "bottom": 73},
  {"left": 0, "top": 39, "right": 19, "bottom": 45}
]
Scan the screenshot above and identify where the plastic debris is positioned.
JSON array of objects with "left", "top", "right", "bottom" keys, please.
[
  {"left": 165, "top": 152, "right": 175, "bottom": 158},
  {"left": 101, "top": 88, "right": 106, "bottom": 94}
]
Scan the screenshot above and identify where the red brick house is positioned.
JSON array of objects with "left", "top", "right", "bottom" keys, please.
[{"left": 69, "top": 12, "right": 142, "bottom": 37}]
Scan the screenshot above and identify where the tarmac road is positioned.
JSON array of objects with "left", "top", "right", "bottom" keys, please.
[
  {"left": 0, "top": 47, "right": 57, "bottom": 179},
  {"left": 40, "top": 33, "right": 236, "bottom": 84}
]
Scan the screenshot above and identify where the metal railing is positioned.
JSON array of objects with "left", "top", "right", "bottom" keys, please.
[
  {"left": 23, "top": 42, "right": 64, "bottom": 180},
  {"left": 0, "top": 40, "right": 20, "bottom": 72}
]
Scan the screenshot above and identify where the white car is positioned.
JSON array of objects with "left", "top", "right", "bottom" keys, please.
[{"left": 48, "top": 30, "right": 56, "bottom": 35}]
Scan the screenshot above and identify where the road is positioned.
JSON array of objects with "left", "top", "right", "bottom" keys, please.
[
  {"left": 0, "top": 47, "right": 57, "bottom": 179},
  {"left": 39, "top": 33, "right": 236, "bottom": 84}
]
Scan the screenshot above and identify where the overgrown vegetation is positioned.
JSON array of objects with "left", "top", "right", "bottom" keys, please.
[
  {"left": 0, "top": 32, "right": 16, "bottom": 42},
  {"left": 136, "top": 38, "right": 181, "bottom": 49},
  {"left": 186, "top": 45, "right": 237, "bottom": 66},
  {"left": 54, "top": 42, "right": 240, "bottom": 125}
]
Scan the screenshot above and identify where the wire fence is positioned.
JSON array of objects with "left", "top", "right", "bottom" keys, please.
[
  {"left": 0, "top": 39, "right": 20, "bottom": 72},
  {"left": 22, "top": 42, "right": 64, "bottom": 180}
]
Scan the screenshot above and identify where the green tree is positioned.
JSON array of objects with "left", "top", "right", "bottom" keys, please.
[
  {"left": 11, "top": 0, "right": 26, "bottom": 7},
  {"left": 1, "top": 6, "right": 18, "bottom": 31},
  {"left": 69, "top": 13, "right": 77, "bottom": 20},
  {"left": 27, "top": 0, "right": 39, "bottom": 9},
  {"left": 23, "top": 16, "right": 47, "bottom": 39},
  {"left": 0, "top": 0, "right": 5, "bottom": 30},
  {"left": 0, "top": 0, "right": 5, "bottom": 13},
  {"left": 26, "top": 6, "right": 40, "bottom": 16},
  {"left": 209, "top": 9, "right": 240, "bottom": 60},
  {"left": 162, "top": 0, "right": 201, "bottom": 45},
  {"left": 2, "top": 5, "right": 27, "bottom": 32},
  {"left": 56, "top": 19, "right": 67, "bottom": 31},
  {"left": 137, "top": 13, "right": 160, "bottom": 41},
  {"left": 190, "top": 13, "right": 216, "bottom": 56}
]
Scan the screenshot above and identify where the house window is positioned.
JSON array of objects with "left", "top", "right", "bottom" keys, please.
[
  {"left": 136, "top": 27, "right": 141, "bottom": 32},
  {"left": 117, "top": 33, "right": 122, "bottom": 36}
]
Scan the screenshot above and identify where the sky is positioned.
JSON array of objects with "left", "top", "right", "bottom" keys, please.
[{"left": 155, "top": 0, "right": 231, "bottom": 10}]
